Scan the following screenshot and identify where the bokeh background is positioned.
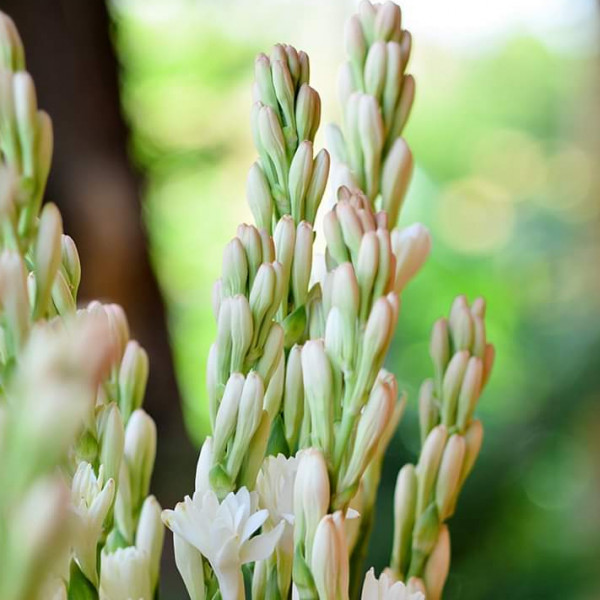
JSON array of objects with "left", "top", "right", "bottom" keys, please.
[{"left": 5, "top": 0, "right": 600, "bottom": 597}]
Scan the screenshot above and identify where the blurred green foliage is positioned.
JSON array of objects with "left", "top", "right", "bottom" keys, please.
[{"left": 111, "top": 1, "right": 600, "bottom": 597}]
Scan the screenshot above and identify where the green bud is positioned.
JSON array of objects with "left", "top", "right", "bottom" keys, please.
[
  {"left": 247, "top": 163, "right": 273, "bottom": 231},
  {"left": 33, "top": 110, "right": 53, "bottom": 208},
  {"left": 228, "top": 372, "right": 264, "bottom": 479},
  {"left": 410, "top": 503, "right": 440, "bottom": 574},
  {"left": 383, "top": 42, "right": 403, "bottom": 131},
  {"left": 258, "top": 105, "right": 288, "bottom": 185},
  {"left": 51, "top": 269, "right": 75, "bottom": 315},
  {"left": 416, "top": 424, "right": 448, "bottom": 515},
  {"left": 59, "top": 234, "right": 81, "bottom": 294},
  {"left": 213, "top": 373, "right": 244, "bottom": 462},
  {"left": 295, "top": 84, "right": 321, "bottom": 143},
  {"left": 451, "top": 304, "right": 474, "bottom": 351},
  {"left": 249, "top": 263, "right": 278, "bottom": 340},
  {"left": 274, "top": 215, "right": 296, "bottom": 316},
  {"left": 358, "top": 94, "right": 384, "bottom": 198},
  {"left": 304, "top": 148, "right": 330, "bottom": 225},
  {"left": 256, "top": 322, "right": 284, "bottom": 384},
  {"left": 364, "top": 41, "right": 387, "bottom": 100},
  {"left": 301, "top": 340, "right": 334, "bottom": 456},
  {"left": 34, "top": 202, "right": 62, "bottom": 317},
  {"left": 0, "top": 13, "right": 25, "bottom": 71},
  {"left": 115, "top": 462, "right": 134, "bottom": 543},
  {"left": 292, "top": 221, "right": 313, "bottom": 307},
  {"left": 99, "top": 402, "right": 125, "bottom": 483},
  {"left": 136, "top": 495, "right": 164, "bottom": 593},
  {"left": 263, "top": 351, "right": 285, "bottom": 419},
  {"left": 282, "top": 304, "right": 307, "bottom": 348},
  {"left": 392, "top": 464, "right": 417, "bottom": 579},
  {"left": 284, "top": 44, "right": 301, "bottom": 84},
  {"left": 272, "top": 58, "right": 295, "bottom": 132},
  {"left": 118, "top": 340, "right": 149, "bottom": 422},
  {"left": 381, "top": 137, "right": 413, "bottom": 228},
  {"left": 216, "top": 298, "right": 233, "bottom": 386},
  {"left": 230, "top": 295, "right": 253, "bottom": 372},
  {"left": 323, "top": 209, "right": 349, "bottom": 266},
  {"left": 0, "top": 250, "right": 29, "bottom": 352},
  {"left": 440, "top": 350, "right": 469, "bottom": 427},
  {"left": 345, "top": 14, "right": 367, "bottom": 72},
  {"left": 358, "top": 0, "right": 377, "bottom": 45},
  {"left": 283, "top": 344, "right": 304, "bottom": 450},
  {"left": 238, "top": 409, "right": 271, "bottom": 489},
  {"left": 389, "top": 74, "right": 415, "bottom": 142},
  {"left": 423, "top": 525, "right": 451, "bottom": 600},
  {"left": 418, "top": 379, "right": 439, "bottom": 445},
  {"left": 336, "top": 200, "right": 363, "bottom": 263},
  {"left": 456, "top": 356, "right": 483, "bottom": 431},
  {"left": 222, "top": 238, "right": 248, "bottom": 297},
  {"left": 356, "top": 231, "right": 379, "bottom": 320},
  {"left": 254, "top": 53, "right": 278, "bottom": 110},
  {"left": 289, "top": 141, "right": 313, "bottom": 223},
  {"left": 124, "top": 409, "right": 156, "bottom": 511},
  {"left": 435, "top": 434, "right": 466, "bottom": 520}
]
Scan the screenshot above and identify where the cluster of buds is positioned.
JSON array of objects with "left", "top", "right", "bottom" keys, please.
[
  {"left": 249, "top": 45, "right": 330, "bottom": 229},
  {"left": 328, "top": 0, "right": 414, "bottom": 227},
  {"left": 390, "top": 297, "right": 495, "bottom": 599},
  {"left": 0, "top": 13, "right": 163, "bottom": 600}
]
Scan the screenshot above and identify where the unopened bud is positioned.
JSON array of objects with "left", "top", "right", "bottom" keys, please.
[
  {"left": 289, "top": 141, "right": 314, "bottom": 223},
  {"left": 364, "top": 41, "right": 387, "bottom": 100},
  {"left": 482, "top": 343, "right": 495, "bottom": 388},
  {"left": 283, "top": 345, "right": 304, "bottom": 450},
  {"left": 0, "top": 250, "right": 29, "bottom": 352},
  {"left": 440, "top": 350, "right": 469, "bottom": 427},
  {"left": 0, "top": 13, "right": 25, "bottom": 71},
  {"left": 375, "top": 1, "right": 401, "bottom": 42},
  {"left": 418, "top": 379, "right": 439, "bottom": 445},
  {"left": 345, "top": 14, "right": 367, "bottom": 70},
  {"left": 296, "top": 84, "right": 321, "bottom": 143},
  {"left": 336, "top": 200, "right": 364, "bottom": 263},
  {"left": 356, "top": 231, "right": 379, "bottom": 320},
  {"left": 323, "top": 209, "right": 350, "bottom": 265},
  {"left": 381, "top": 138, "right": 413, "bottom": 228},
  {"left": 423, "top": 525, "right": 450, "bottom": 600},
  {"left": 331, "top": 262, "right": 360, "bottom": 320},
  {"left": 304, "top": 148, "right": 330, "bottom": 225},
  {"left": 390, "top": 74, "right": 415, "bottom": 140},
  {"left": 247, "top": 163, "right": 273, "bottom": 231},
  {"left": 456, "top": 356, "right": 483, "bottom": 430},
  {"left": 99, "top": 403, "right": 125, "bottom": 483},
  {"left": 124, "top": 409, "right": 157, "bottom": 510},
  {"left": 451, "top": 304, "right": 474, "bottom": 351},
  {"left": 35, "top": 202, "right": 63, "bottom": 317},
  {"left": 311, "top": 514, "right": 344, "bottom": 600},
  {"left": 391, "top": 223, "right": 431, "bottom": 294},
  {"left": 254, "top": 53, "right": 277, "bottom": 109},
  {"left": 272, "top": 58, "right": 295, "bottom": 131},
  {"left": 392, "top": 464, "right": 417, "bottom": 579},
  {"left": 259, "top": 105, "right": 288, "bottom": 183},
  {"left": 292, "top": 221, "right": 313, "bottom": 307},
  {"left": 429, "top": 318, "right": 450, "bottom": 390},
  {"left": 256, "top": 322, "right": 284, "bottom": 384},
  {"left": 358, "top": 94, "right": 384, "bottom": 198},
  {"left": 459, "top": 418, "right": 483, "bottom": 488},
  {"left": 435, "top": 434, "right": 466, "bottom": 520},
  {"left": 263, "top": 351, "right": 284, "bottom": 419},
  {"left": 416, "top": 425, "right": 448, "bottom": 515},
  {"left": 118, "top": 341, "right": 149, "bottom": 421},
  {"left": 382, "top": 42, "right": 403, "bottom": 131},
  {"left": 222, "top": 238, "right": 248, "bottom": 297},
  {"left": 105, "top": 303, "right": 130, "bottom": 363},
  {"left": 358, "top": 0, "right": 377, "bottom": 44},
  {"left": 136, "top": 495, "right": 164, "bottom": 592},
  {"left": 230, "top": 295, "right": 253, "bottom": 372},
  {"left": 213, "top": 373, "right": 244, "bottom": 462}
]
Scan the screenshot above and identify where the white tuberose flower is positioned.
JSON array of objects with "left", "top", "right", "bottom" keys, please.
[
  {"left": 99, "top": 547, "right": 152, "bottom": 600},
  {"left": 162, "top": 487, "right": 284, "bottom": 600},
  {"left": 361, "top": 568, "right": 425, "bottom": 600}
]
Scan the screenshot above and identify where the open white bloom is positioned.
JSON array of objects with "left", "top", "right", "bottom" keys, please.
[
  {"left": 361, "top": 568, "right": 425, "bottom": 600},
  {"left": 162, "top": 486, "right": 284, "bottom": 600},
  {"left": 71, "top": 462, "right": 115, "bottom": 586},
  {"left": 99, "top": 547, "right": 152, "bottom": 600}
]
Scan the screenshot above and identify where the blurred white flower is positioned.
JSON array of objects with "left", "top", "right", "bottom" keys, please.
[
  {"left": 361, "top": 568, "right": 425, "bottom": 600},
  {"left": 162, "top": 487, "right": 284, "bottom": 600},
  {"left": 99, "top": 546, "right": 152, "bottom": 600},
  {"left": 71, "top": 462, "right": 115, "bottom": 586}
]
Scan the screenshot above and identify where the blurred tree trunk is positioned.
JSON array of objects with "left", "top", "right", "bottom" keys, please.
[{"left": 1, "top": 0, "right": 196, "bottom": 588}]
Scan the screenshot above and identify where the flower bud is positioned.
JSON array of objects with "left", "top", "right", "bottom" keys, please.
[
  {"left": 345, "top": 14, "right": 367, "bottom": 70},
  {"left": 451, "top": 304, "right": 474, "bottom": 351},
  {"left": 381, "top": 138, "right": 413, "bottom": 228},
  {"left": 304, "top": 148, "right": 330, "bottom": 225},
  {"left": 104, "top": 303, "right": 130, "bottom": 363},
  {"left": 341, "top": 379, "right": 394, "bottom": 490},
  {"left": 359, "top": 94, "right": 384, "bottom": 198},
  {"left": 375, "top": 1, "right": 401, "bottom": 42},
  {"left": 440, "top": 350, "right": 469, "bottom": 427},
  {"left": 259, "top": 104, "right": 288, "bottom": 183},
  {"left": 238, "top": 223, "right": 266, "bottom": 285},
  {"left": 118, "top": 341, "right": 149, "bottom": 422},
  {"left": 124, "top": 409, "right": 157, "bottom": 511},
  {"left": 423, "top": 525, "right": 450, "bottom": 600},
  {"left": 435, "top": 434, "right": 466, "bottom": 520},
  {"left": 0, "top": 250, "right": 29, "bottom": 352},
  {"left": 482, "top": 343, "right": 495, "bottom": 388},
  {"left": 429, "top": 318, "right": 450, "bottom": 389},
  {"left": 391, "top": 223, "right": 431, "bottom": 293},
  {"left": 336, "top": 200, "right": 363, "bottom": 263},
  {"left": 325, "top": 306, "right": 354, "bottom": 372},
  {"left": 296, "top": 84, "right": 321, "bottom": 143},
  {"left": 238, "top": 409, "right": 271, "bottom": 489},
  {"left": 289, "top": 142, "right": 314, "bottom": 223},
  {"left": 115, "top": 462, "right": 134, "bottom": 543},
  {"left": 456, "top": 356, "right": 483, "bottom": 430},
  {"left": 359, "top": 296, "right": 395, "bottom": 377},
  {"left": 301, "top": 340, "right": 334, "bottom": 455},
  {"left": 283, "top": 345, "right": 304, "bottom": 450},
  {"left": 222, "top": 238, "right": 248, "bottom": 297},
  {"left": 247, "top": 163, "right": 273, "bottom": 231},
  {"left": 59, "top": 234, "right": 81, "bottom": 295},
  {"left": 256, "top": 322, "right": 284, "bottom": 384},
  {"left": 263, "top": 351, "right": 285, "bottom": 419},
  {"left": 254, "top": 53, "right": 277, "bottom": 109},
  {"left": 13, "top": 72, "right": 37, "bottom": 178},
  {"left": 416, "top": 425, "right": 448, "bottom": 515},
  {"left": 99, "top": 547, "right": 152, "bottom": 600},
  {"left": 173, "top": 533, "right": 205, "bottom": 600},
  {"left": 213, "top": 373, "right": 244, "bottom": 462},
  {"left": 324, "top": 209, "right": 350, "bottom": 265},
  {"left": 311, "top": 514, "right": 345, "bottom": 600},
  {"left": 35, "top": 202, "right": 63, "bottom": 317},
  {"left": 364, "top": 41, "right": 387, "bottom": 100},
  {"left": 99, "top": 403, "right": 125, "bottom": 483},
  {"left": 383, "top": 42, "right": 403, "bottom": 131},
  {"left": 331, "top": 262, "right": 360, "bottom": 321},
  {"left": 459, "top": 418, "right": 483, "bottom": 488},
  {"left": 390, "top": 74, "right": 415, "bottom": 141},
  {"left": 136, "top": 495, "right": 164, "bottom": 592},
  {"left": 249, "top": 263, "right": 278, "bottom": 338},
  {"left": 418, "top": 379, "right": 439, "bottom": 445},
  {"left": 294, "top": 448, "right": 330, "bottom": 557},
  {"left": 356, "top": 231, "right": 379, "bottom": 320},
  {"left": 292, "top": 221, "right": 313, "bottom": 307},
  {"left": 358, "top": 0, "right": 376, "bottom": 44},
  {"left": 0, "top": 13, "right": 25, "bottom": 71},
  {"left": 412, "top": 502, "right": 439, "bottom": 558},
  {"left": 391, "top": 464, "right": 417, "bottom": 579},
  {"left": 230, "top": 295, "right": 253, "bottom": 372},
  {"left": 228, "top": 372, "right": 265, "bottom": 479},
  {"left": 272, "top": 58, "right": 295, "bottom": 130}
]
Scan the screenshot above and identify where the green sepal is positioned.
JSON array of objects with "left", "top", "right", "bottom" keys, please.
[
  {"left": 209, "top": 464, "right": 233, "bottom": 500},
  {"left": 267, "top": 415, "right": 290, "bottom": 457},
  {"left": 68, "top": 560, "right": 98, "bottom": 600},
  {"left": 282, "top": 304, "right": 307, "bottom": 348}
]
